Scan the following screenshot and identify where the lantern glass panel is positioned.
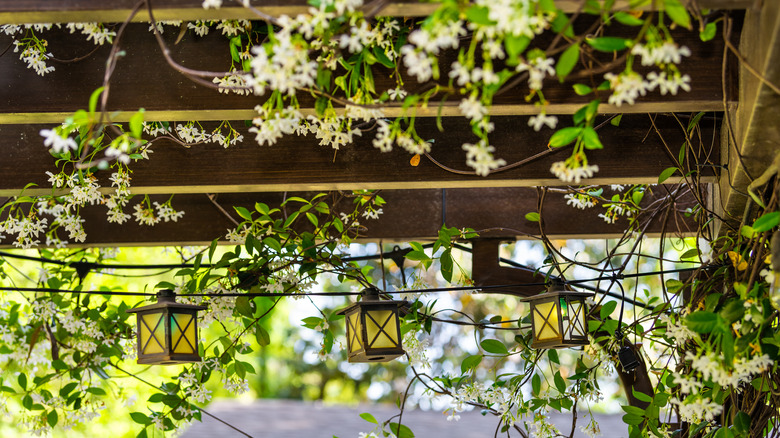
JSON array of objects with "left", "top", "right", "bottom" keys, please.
[
  {"left": 347, "top": 311, "right": 362, "bottom": 353},
  {"left": 141, "top": 312, "right": 165, "bottom": 355},
  {"left": 171, "top": 313, "right": 196, "bottom": 354},
  {"left": 365, "top": 309, "right": 398, "bottom": 348},
  {"left": 570, "top": 301, "right": 586, "bottom": 338},
  {"left": 533, "top": 301, "right": 560, "bottom": 341}
]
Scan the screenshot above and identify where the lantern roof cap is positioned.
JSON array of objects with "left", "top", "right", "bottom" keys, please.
[
  {"left": 336, "top": 287, "right": 407, "bottom": 315},
  {"left": 127, "top": 289, "right": 207, "bottom": 313},
  {"left": 518, "top": 289, "right": 594, "bottom": 302}
]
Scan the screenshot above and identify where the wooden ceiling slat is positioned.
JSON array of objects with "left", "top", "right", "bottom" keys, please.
[
  {"left": 0, "top": 0, "right": 754, "bottom": 24},
  {"left": 0, "top": 21, "right": 729, "bottom": 124},
  {"left": 0, "top": 187, "right": 698, "bottom": 247},
  {"left": 0, "top": 115, "right": 719, "bottom": 196}
]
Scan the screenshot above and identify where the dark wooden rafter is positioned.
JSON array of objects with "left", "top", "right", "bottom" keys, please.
[
  {"left": 0, "top": 0, "right": 754, "bottom": 25},
  {"left": 0, "top": 114, "right": 719, "bottom": 196},
  {"left": 0, "top": 185, "right": 701, "bottom": 247},
  {"left": 0, "top": 16, "right": 733, "bottom": 124}
]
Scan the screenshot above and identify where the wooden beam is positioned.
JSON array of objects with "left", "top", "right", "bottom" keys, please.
[
  {"left": 0, "top": 115, "right": 719, "bottom": 196},
  {"left": 0, "top": 186, "right": 699, "bottom": 247},
  {"left": 471, "top": 238, "right": 545, "bottom": 296},
  {"left": 716, "top": 0, "right": 780, "bottom": 234},
  {"left": 0, "top": 20, "right": 730, "bottom": 124},
  {"left": 0, "top": 0, "right": 754, "bottom": 25}
]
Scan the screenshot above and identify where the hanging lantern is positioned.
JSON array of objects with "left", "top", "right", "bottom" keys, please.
[
  {"left": 520, "top": 282, "right": 593, "bottom": 349},
  {"left": 127, "top": 289, "right": 206, "bottom": 365},
  {"left": 337, "top": 287, "right": 407, "bottom": 363}
]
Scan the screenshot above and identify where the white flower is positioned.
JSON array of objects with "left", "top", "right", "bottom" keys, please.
[
  {"left": 604, "top": 71, "right": 653, "bottom": 106},
  {"left": 550, "top": 161, "right": 599, "bottom": 184},
  {"left": 565, "top": 193, "right": 595, "bottom": 209},
  {"left": 40, "top": 129, "right": 77, "bottom": 154},
  {"left": 154, "top": 202, "right": 185, "bottom": 222},
  {"left": 387, "top": 87, "right": 407, "bottom": 101},
  {"left": 133, "top": 203, "right": 159, "bottom": 226},
  {"left": 516, "top": 57, "right": 556, "bottom": 90},
  {"left": 448, "top": 61, "right": 471, "bottom": 86},
  {"left": 458, "top": 94, "right": 488, "bottom": 122},
  {"left": 528, "top": 113, "right": 558, "bottom": 131},
  {"left": 462, "top": 140, "right": 506, "bottom": 176},
  {"left": 202, "top": 0, "right": 222, "bottom": 9}
]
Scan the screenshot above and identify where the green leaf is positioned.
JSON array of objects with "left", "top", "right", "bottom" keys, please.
[
  {"left": 17, "top": 373, "right": 26, "bottom": 390},
  {"left": 359, "top": 412, "right": 378, "bottom": 424},
  {"left": 315, "top": 96, "right": 329, "bottom": 116},
  {"left": 622, "top": 413, "right": 644, "bottom": 425},
  {"left": 665, "top": 279, "right": 684, "bottom": 294},
  {"left": 548, "top": 127, "right": 582, "bottom": 147},
  {"left": 88, "top": 87, "right": 105, "bottom": 115},
  {"left": 531, "top": 374, "right": 541, "bottom": 396},
  {"left": 480, "top": 339, "right": 509, "bottom": 355},
  {"left": 582, "top": 127, "right": 603, "bottom": 150},
  {"left": 664, "top": 0, "right": 692, "bottom": 29},
  {"left": 614, "top": 11, "right": 644, "bottom": 26},
  {"left": 130, "top": 412, "right": 150, "bottom": 425},
  {"left": 553, "top": 371, "right": 566, "bottom": 393},
  {"left": 233, "top": 206, "right": 253, "bottom": 221},
  {"left": 373, "top": 46, "right": 395, "bottom": 69},
  {"left": 547, "top": 349, "right": 559, "bottom": 364},
  {"left": 263, "top": 237, "right": 282, "bottom": 253},
  {"left": 235, "top": 296, "right": 254, "bottom": 318},
  {"left": 465, "top": 6, "right": 493, "bottom": 25},
  {"left": 556, "top": 44, "right": 580, "bottom": 81},
  {"left": 621, "top": 405, "right": 645, "bottom": 416},
  {"left": 230, "top": 42, "right": 240, "bottom": 62},
  {"left": 440, "top": 249, "right": 453, "bottom": 283},
  {"left": 700, "top": 22, "right": 717, "bottom": 41},
  {"left": 658, "top": 167, "right": 678, "bottom": 184},
  {"left": 389, "top": 422, "right": 415, "bottom": 438},
  {"left": 255, "top": 325, "right": 271, "bottom": 347},
  {"left": 85, "top": 387, "right": 106, "bottom": 396},
  {"left": 573, "top": 83, "right": 592, "bottom": 96},
  {"left": 632, "top": 389, "right": 653, "bottom": 403},
  {"left": 752, "top": 212, "right": 780, "bottom": 232},
  {"left": 600, "top": 300, "right": 617, "bottom": 319},
  {"left": 679, "top": 248, "right": 699, "bottom": 259},
  {"left": 586, "top": 37, "right": 631, "bottom": 52},
  {"left": 129, "top": 109, "right": 145, "bottom": 139},
  {"left": 734, "top": 411, "right": 751, "bottom": 433},
  {"left": 404, "top": 250, "right": 430, "bottom": 262},
  {"left": 47, "top": 409, "right": 58, "bottom": 427},
  {"left": 51, "top": 359, "right": 68, "bottom": 371},
  {"left": 525, "top": 212, "right": 540, "bottom": 222},
  {"left": 461, "top": 354, "right": 483, "bottom": 373},
  {"left": 611, "top": 114, "right": 622, "bottom": 126},
  {"left": 719, "top": 299, "right": 745, "bottom": 324},
  {"left": 505, "top": 35, "right": 531, "bottom": 65},
  {"left": 685, "top": 311, "right": 719, "bottom": 333}
]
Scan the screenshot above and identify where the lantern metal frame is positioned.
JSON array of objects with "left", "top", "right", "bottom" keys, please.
[
  {"left": 520, "top": 283, "right": 593, "bottom": 349},
  {"left": 127, "top": 289, "right": 207, "bottom": 365},
  {"left": 337, "top": 287, "right": 407, "bottom": 363}
]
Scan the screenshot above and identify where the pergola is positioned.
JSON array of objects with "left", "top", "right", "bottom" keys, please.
[
  {"left": 0, "top": 0, "right": 776, "bottom": 260},
  {"left": 1, "top": 2, "right": 779, "bottom": 436}
]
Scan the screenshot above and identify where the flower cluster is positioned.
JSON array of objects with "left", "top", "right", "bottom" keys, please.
[{"left": 550, "top": 159, "right": 599, "bottom": 184}]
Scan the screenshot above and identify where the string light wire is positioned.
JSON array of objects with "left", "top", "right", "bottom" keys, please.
[{"left": 0, "top": 265, "right": 719, "bottom": 299}]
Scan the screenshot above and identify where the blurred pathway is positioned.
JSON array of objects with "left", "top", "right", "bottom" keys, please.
[{"left": 181, "top": 399, "right": 628, "bottom": 437}]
